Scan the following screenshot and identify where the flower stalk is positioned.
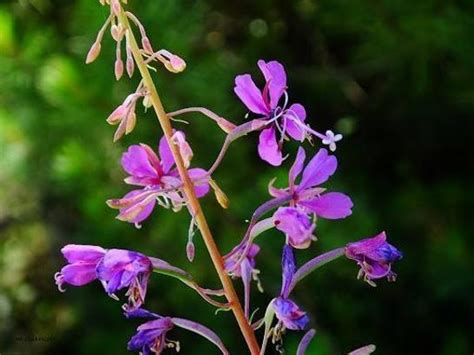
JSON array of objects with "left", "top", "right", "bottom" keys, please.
[{"left": 116, "top": 8, "right": 260, "bottom": 354}]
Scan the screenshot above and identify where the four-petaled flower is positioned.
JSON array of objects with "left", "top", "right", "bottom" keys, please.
[
  {"left": 345, "top": 231, "right": 403, "bottom": 286},
  {"left": 55, "top": 244, "right": 153, "bottom": 311},
  {"left": 234, "top": 59, "right": 342, "bottom": 166},
  {"left": 107, "top": 131, "right": 210, "bottom": 226},
  {"left": 270, "top": 147, "right": 353, "bottom": 248}
]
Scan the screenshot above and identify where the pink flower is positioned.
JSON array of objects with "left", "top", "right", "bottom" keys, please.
[
  {"left": 107, "top": 132, "right": 210, "bottom": 225},
  {"left": 234, "top": 60, "right": 342, "bottom": 165}
]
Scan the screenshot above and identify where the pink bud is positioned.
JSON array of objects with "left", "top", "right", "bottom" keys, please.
[
  {"left": 85, "top": 41, "right": 101, "bottom": 64},
  {"left": 111, "top": 0, "right": 121, "bottom": 15},
  {"left": 114, "top": 58, "right": 124, "bottom": 80},
  {"left": 141, "top": 37, "right": 153, "bottom": 54},
  {"left": 106, "top": 105, "right": 126, "bottom": 125},
  {"left": 126, "top": 46, "right": 134, "bottom": 77},
  {"left": 186, "top": 241, "right": 195, "bottom": 262},
  {"left": 165, "top": 55, "right": 186, "bottom": 73},
  {"left": 172, "top": 131, "right": 193, "bottom": 168}
]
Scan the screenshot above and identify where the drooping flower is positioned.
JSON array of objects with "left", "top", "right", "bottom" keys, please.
[
  {"left": 345, "top": 231, "right": 403, "bottom": 286},
  {"left": 125, "top": 308, "right": 229, "bottom": 354},
  {"left": 96, "top": 249, "right": 153, "bottom": 311},
  {"left": 55, "top": 244, "right": 153, "bottom": 311},
  {"left": 224, "top": 243, "right": 261, "bottom": 317},
  {"left": 269, "top": 245, "right": 309, "bottom": 331},
  {"left": 273, "top": 207, "right": 316, "bottom": 249},
  {"left": 269, "top": 147, "right": 353, "bottom": 248},
  {"left": 107, "top": 131, "right": 210, "bottom": 226},
  {"left": 271, "top": 297, "right": 309, "bottom": 331},
  {"left": 234, "top": 59, "right": 342, "bottom": 165}
]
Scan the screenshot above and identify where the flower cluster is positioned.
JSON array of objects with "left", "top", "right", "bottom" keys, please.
[{"left": 55, "top": 2, "right": 404, "bottom": 354}]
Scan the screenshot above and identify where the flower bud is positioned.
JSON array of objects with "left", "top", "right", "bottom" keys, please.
[
  {"left": 186, "top": 241, "right": 195, "bottom": 262},
  {"left": 142, "top": 94, "right": 152, "bottom": 109},
  {"left": 210, "top": 179, "right": 229, "bottom": 209},
  {"left": 141, "top": 37, "right": 153, "bottom": 54},
  {"left": 165, "top": 55, "right": 186, "bottom": 73},
  {"left": 106, "top": 104, "right": 126, "bottom": 125},
  {"left": 115, "top": 58, "right": 124, "bottom": 80},
  {"left": 85, "top": 41, "right": 101, "bottom": 64}
]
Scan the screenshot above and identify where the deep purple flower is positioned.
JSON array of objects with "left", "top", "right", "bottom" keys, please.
[
  {"left": 55, "top": 244, "right": 153, "bottom": 311},
  {"left": 345, "top": 231, "right": 403, "bottom": 285},
  {"left": 280, "top": 244, "right": 296, "bottom": 298},
  {"left": 107, "top": 131, "right": 210, "bottom": 225},
  {"left": 273, "top": 207, "right": 316, "bottom": 249},
  {"left": 126, "top": 308, "right": 229, "bottom": 354},
  {"left": 271, "top": 297, "right": 309, "bottom": 331},
  {"left": 234, "top": 59, "right": 342, "bottom": 165}
]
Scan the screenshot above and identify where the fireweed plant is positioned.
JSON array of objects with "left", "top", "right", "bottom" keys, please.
[{"left": 54, "top": 1, "right": 403, "bottom": 354}]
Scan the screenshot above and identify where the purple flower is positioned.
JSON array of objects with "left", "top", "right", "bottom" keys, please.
[
  {"left": 270, "top": 147, "right": 352, "bottom": 247},
  {"left": 273, "top": 207, "right": 316, "bottom": 249},
  {"left": 54, "top": 245, "right": 106, "bottom": 289},
  {"left": 271, "top": 147, "right": 353, "bottom": 218},
  {"left": 55, "top": 244, "right": 153, "bottom": 311},
  {"left": 345, "top": 231, "right": 403, "bottom": 285},
  {"left": 224, "top": 243, "right": 261, "bottom": 317},
  {"left": 234, "top": 59, "right": 342, "bottom": 165},
  {"left": 107, "top": 131, "right": 210, "bottom": 225},
  {"left": 271, "top": 297, "right": 309, "bottom": 331},
  {"left": 126, "top": 308, "right": 229, "bottom": 354}
]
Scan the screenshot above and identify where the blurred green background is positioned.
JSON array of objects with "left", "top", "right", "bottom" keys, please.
[{"left": 0, "top": 0, "right": 473, "bottom": 354}]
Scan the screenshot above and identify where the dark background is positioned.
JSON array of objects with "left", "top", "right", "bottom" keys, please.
[{"left": 0, "top": 0, "right": 473, "bottom": 354}]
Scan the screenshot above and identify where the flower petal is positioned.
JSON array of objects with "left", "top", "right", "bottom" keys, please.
[
  {"left": 60, "top": 263, "right": 98, "bottom": 286},
  {"left": 299, "top": 148, "right": 337, "bottom": 190},
  {"left": 272, "top": 297, "right": 309, "bottom": 331},
  {"left": 61, "top": 245, "right": 106, "bottom": 263},
  {"left": 188, "top": 168, "right": 210, "bottom": 198},
  {"left": 297, "top": 329, "right": 317, "bottom": 355},
  {"left": 289, "top": 147, "right": 306, "bottom": 187},
  {"left": 117, "top": 190, "right": 156, "bottom": 224},
  {"left": 281, "top": 244, "right": 296, "bottom": 298},
  {"left": 258, "top": 127, "right": 283, "bottom": 166},
  {"left": 257, "top": 60, "right": 287, "bottom": 108},
  {"left": 158, "top": 135, "right": 175, "bottom": 173},
  {"left": 301, "top": 192, "right": 353, "bottom": 219},
  {"left": 284, "top": 103, "right": 307, "bottom": 141},
  {"left": 234, "top": 74, "right": 268, "bottom": 115},
  {"left": 121, "top": 145, "right": 159, "bottom": 181}
]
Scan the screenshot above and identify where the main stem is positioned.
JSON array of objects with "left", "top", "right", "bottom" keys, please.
[{"left": 117, "top": 10, "right": 260, "bottom": 354}]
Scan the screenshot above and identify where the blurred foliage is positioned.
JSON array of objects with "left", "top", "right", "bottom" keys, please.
[{"left": 0, "top": 0, "right": 473, "bottom": 354}]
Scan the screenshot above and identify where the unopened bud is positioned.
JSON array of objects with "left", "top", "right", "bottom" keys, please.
[
  {"left": 142, "top": 94, "right": 152, "bottom": 109},
  {"left": 141, "top": 37, "right": 153, "bottom": 54},
  {"left": 186, "top": 241, "right": 195, "bottom": 262},
  {"left": 210, "top": 179, "right": 229, "bottom": 209},
  {"left": 172, "top": 131, "right": 193, "bottom": 168},
  {"left": 125, "top": 112, "right": 136, "bottom": 134},
  {"left": 114, "top": 58, "right": 124, "bottom": 80},
  {"left": 126, "top": 47, "right": 134, "bottom": 77},
  {"left": 165, "top": 55, "right": 186, "bottom": 73},
  {"left": 111, "top": 0, "right": 121, "bottom": 15},
  {"left": 106, "top": 105, "right": 126, "bottom": 125},
  {"left": 85, "top": 41, "right": 101, "bottom": 64}
]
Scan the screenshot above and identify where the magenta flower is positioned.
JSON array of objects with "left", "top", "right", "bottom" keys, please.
[
  {"left": 270, "top": 147, "right": 352, "bottom": 247},
  {"left": 55, "top": 244, "right": 153, "bottom": 311},
  {"left": 273, "top": 207, "right": 316, "bottom": 249},
  {"left": 345, "top": 231, "right": 403, "bottom": 285},
  {"left": 107, "top": 131, "right": 210, "bottom": 225},
  {"left": 234, "top": 59, "right": 342, "bottom": 165},
  {"left": 125, "top": 308, "right": 229, "bottom": 354}
]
